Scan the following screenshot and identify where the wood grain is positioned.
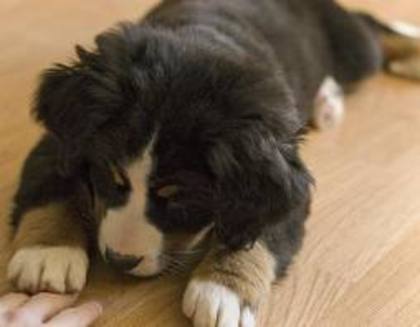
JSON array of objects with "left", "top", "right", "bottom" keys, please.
[{"left": 0, "top": 1, "right": 419, "bottom": 326}]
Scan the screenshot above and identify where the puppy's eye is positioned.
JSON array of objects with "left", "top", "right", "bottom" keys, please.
[
  {"left": 156, "top": 185, "right": 179, "bottom": 199},
  {"left": 110, "top": 164, "right": 130, "bottom": 192}
]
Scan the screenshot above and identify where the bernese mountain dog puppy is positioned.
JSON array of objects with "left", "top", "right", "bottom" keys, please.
[{"left": 7, "top": 0, "right": 420, "bottom": 325}]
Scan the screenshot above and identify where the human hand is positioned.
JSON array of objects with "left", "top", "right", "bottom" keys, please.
[{"left": 0, "top": 292, "right": 102, "bottom": 327}]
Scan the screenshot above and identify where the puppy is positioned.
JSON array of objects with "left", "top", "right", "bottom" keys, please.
[{"left": 7, "top": 0, "right": 420, "bottom": 326}]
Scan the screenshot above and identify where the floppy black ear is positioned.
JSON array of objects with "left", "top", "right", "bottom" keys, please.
[
  {"left": 209, "top": 123, "right": 313, "bottom": 250},
  {"left": 32, "top": 65, "right": 85, "bottom": 174},
  {"left": 33, "top": 64, "right": 95, "bottom": 174},
  {"left": 207, "top": 99, "right": 313, "bottom": 250},
  {"left": 32, "top": 47, "right": 123, "bottom": 175}
]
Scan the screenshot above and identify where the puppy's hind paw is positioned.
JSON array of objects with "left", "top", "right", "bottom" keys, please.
[
  {"left": 388, "top": 57, "right": 420, "bottom": 81},
  {"left": 7, "top": 246, "right": 89, "bottom": 294}
]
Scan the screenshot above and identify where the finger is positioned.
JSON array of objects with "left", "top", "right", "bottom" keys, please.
[
  {"left": 45, "top": 301, "right": 103, "bottom": 327},
  {"left": 0, "top": 293, "right": 30, "bottom": 326},
  {"left": 14, "top": 293, "right": 78, "bottom": 323},
  {"left": 0, "top": 293, "right": 30, "bottom": 314}
]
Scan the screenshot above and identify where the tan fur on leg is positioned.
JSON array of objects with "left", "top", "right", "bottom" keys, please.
[
  {"left": 388, "top": 56, "right": 420, "bottom": 81},
  {"left": 183, "top": 242, "right": 276, "bottom": 327},
  {"left": 381, "top": 35, "right": 419, "bottom": 61},
  {"left": 381, "top": 33, "right": 420, "bottom": 81},
  {"left": 12, "top": 203, "right": 87, "bottom": 248},
  {"left": 193, "top": 242, "right": 276, "bottom": 305},
  {"left": 8, "top": 203, "right": 89, "bottom": 294}
]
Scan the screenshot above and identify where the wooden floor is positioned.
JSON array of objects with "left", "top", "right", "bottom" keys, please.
[{"left": 1, "top": 1, "right": 420, "bottom": 326}]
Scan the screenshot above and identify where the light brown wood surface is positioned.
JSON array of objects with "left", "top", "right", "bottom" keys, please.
[{"left": 1, "top": 1, "right": 420, "bottom": 326}]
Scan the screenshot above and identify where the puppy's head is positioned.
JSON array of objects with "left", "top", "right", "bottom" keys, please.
[{"left": 33, "top": 24, "right": 312, "bottom": 276}]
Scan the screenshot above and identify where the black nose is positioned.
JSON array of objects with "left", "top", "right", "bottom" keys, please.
[{"left": 105, "top": 248, "right": 143, "bottom": 272}]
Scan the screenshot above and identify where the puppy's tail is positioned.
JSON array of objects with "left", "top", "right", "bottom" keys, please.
[{"left": 357, "top": 12, "right": 420, "bottom": 81}]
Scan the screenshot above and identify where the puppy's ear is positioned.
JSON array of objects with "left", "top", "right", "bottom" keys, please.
[
  {"left": 209, "top": 123, "right": 313, "bottom": 250},
  {"left": 32, "top": 64, "right": 92, "bottom": 174},
  {"left": 32, "top": 49, "right": 120, "bottom": 175},
  {"left": 207, "top": 90, "right": 313, "bottom": 250}
]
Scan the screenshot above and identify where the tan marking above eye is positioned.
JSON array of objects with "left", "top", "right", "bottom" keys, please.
[{"left": 156, "top": 185, "right": 179, "bottom": 198}]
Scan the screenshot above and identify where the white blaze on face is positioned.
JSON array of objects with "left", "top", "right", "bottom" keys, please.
[{"left": 98, "top": 144, "right": 163, "bottom": 277}]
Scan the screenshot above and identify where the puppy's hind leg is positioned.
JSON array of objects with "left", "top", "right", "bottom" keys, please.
[
  {"left": 383, "top": 28, "right": 420, "bottom": 81},
  {"left": 386, "top": 38, "right": 420, "bottom": 81},
  {"left": 359, "top": 14, "right": 420, "bottom": 81}
]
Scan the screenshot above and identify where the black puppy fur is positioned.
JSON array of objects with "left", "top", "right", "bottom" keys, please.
[{"left": 12, "top": 0, "right": 395, "bottom": 277}]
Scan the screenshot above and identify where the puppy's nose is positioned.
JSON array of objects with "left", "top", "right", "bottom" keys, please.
[{"left": 105, "top": 247, "right": 143, "bottom": 272}]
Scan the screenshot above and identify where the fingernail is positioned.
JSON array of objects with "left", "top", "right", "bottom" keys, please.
[{"left": 89, "top": 301, "right": 103, "bottom": 314}]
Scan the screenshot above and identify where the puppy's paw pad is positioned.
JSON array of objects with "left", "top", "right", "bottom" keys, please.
[
  {"left": 183, "top": 280, "right": 256, "bottom": 327},
  {"left": 7, "top": 246, "right": 88, "bottom": 294}
]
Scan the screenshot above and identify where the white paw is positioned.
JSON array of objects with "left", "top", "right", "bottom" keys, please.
[
  {"left": 183, "top": 280, "right": 256, "bottom": 327},
  {"left": 313, "top": 77, "right": 345, "bottom": 130},
  {"left": 7, "top": 246, "right": 89, "bottom": 294}
]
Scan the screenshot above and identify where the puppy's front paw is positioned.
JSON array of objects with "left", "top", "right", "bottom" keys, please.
[
  {"left": 7, "top": 246, "right": 89, "bottom": 294},
  {"left": 183, "top": 280, "right": 256, "bottom": 327}
]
